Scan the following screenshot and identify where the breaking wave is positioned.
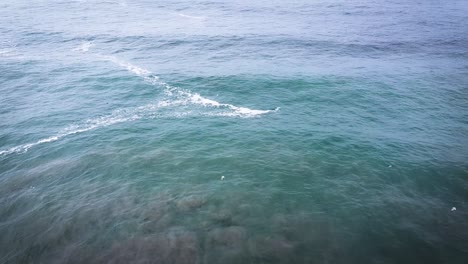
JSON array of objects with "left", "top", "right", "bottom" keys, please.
[
  {"left": 73, "top": 41, "right": 94, "bottom": 52},
  {"left": 0, "top": 53, "right": 278, "bottom": 157},
  {"left": 178, "top": 13, "right": 206, "bottom": 20},
  {"left": 100, "top": 55, "right": 278, "bottom": 117}
]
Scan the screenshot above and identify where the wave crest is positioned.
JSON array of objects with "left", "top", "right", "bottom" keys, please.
[{"left": 0, "top": 54, "right": 278, "bottom": 157}]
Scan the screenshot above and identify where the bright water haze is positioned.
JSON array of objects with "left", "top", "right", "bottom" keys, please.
[{"left": 1, "top": 0, "right": 467, "bottom": 263}]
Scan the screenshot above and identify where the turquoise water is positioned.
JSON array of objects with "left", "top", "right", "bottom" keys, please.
[{"left": 1, "top": 0, "right": 468, "bottom": 263}]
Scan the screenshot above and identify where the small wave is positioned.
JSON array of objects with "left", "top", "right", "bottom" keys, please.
[
  {"left": 0, "top": 40, "right": 17, "bottom": 57},
  {"left": 0, "top": 135, "right": 62, "bottom": 156},
  {"left": 225, "top": 106, "right": 280, "bottom": 117},
  {"left": 0, "top": 40, "right": 16, "bottom": 54},
  {"left": 102, "top": 55, "right": 276, "bottom": 118},
  {"left": 0, "top": 98, "right": 225, "bottom": 156},
  {"left": 0, "top": 48, "right": 16, "bottom": 57},
  {"left": 0, "top": 103, "right": 160, "bottom": 156},
  {"left": 99, "top": 55, "right": 162, "bottom": 87},
  {"left": 73, "top": 41, "right": 94, "bottom": 52},
  {"left": 0, "top": 55, "right": 278, "bottom": 157},
  {"left": 178, "top": 13, "right": 206, "bottom": 20}
]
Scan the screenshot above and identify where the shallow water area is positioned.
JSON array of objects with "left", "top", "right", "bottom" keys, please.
[{"left": 1, "top": 0, "right": 468, "bottom": 263}]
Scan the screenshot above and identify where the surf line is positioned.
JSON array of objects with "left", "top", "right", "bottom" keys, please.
[
  {"left": 98, "top": 55, "right": 279, "bottom": 117},
  {"left": 0, "top": 111, "right": 141, "bottom": 156},
  {"left": 0, "top": 54, "right": 278, "bottom": 157}
]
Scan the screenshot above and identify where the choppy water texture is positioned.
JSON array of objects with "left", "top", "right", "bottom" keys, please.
[{"left": 1, "top": 0, "right": 468, "bottom": 263}]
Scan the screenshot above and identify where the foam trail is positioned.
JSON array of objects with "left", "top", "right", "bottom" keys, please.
[
  {"left": 101, "top": 55, "right": 277, "bottom": 118},
  {"left": 0, "top": 97, "right": 203, "bottom": 157},
  {"left": 100, "top": 55, "right": 159, "bottom": 83},
  {"left": 0, "top": 55, "right": 278, "bottom": 157},
  {"left": 0, "top": 106, "right": 146, "bottom": 156}
]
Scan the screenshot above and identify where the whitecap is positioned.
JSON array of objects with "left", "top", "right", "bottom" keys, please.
[
  {"left": 73, "top": 41, "right": 94, "bottom": 52},
  {"left": 0, "top": 49, "right": 12, "bottom": 55},
  {"left": 0, "top": 103, "right": 163, "bottom": 156},
  {"left": 0, "top": 55, "right": 279, "bottom": 157},
  {"left": 178, "top": 13, "right": 206, "bottom": 20},
  {"left": 103, "top": 55, "right": 277, "bottom": 118}
]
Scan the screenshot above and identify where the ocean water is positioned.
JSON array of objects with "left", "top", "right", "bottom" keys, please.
[{"left": 1, "top": 0, "right": 468, "bottom": 263}]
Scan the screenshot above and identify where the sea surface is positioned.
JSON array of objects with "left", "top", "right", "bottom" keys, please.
[{"left": 1, "top": 0, "right": 467, "bottom": 263}]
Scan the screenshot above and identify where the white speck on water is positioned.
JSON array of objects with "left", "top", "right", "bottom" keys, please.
[
  {"left": 221, "top": 175, "right": 225, "bottom": 180},
  {"left": 451, "top": 207, "right": 456, "bottom": 211}
]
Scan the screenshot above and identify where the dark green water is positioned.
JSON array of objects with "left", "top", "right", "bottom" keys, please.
[{"left": 1, "top": 0, "right": 467, "bottom": 263}]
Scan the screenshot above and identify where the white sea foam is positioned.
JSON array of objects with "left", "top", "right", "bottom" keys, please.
[
  {"left": 0, "top": 136, "right": 58, "bottom": 156},
  {"left": 105, "top": 56, "right": 150, "bottom": 76},
  {"left": 100, "top": 55, "right": 159, "bottom": 84},
  {"left": 0, "top": 55, "right": 278, "bottom": 157},
  {"left": 0, "top": 40, "right": 16, "bottom": 57},
  {"left": 102, "top": 55, "right": 277, "bottom": 118},
  {"left": 0, "top": 104, "right": 154, "bottom": 156},
  {"left": 0, "top": 48, "right": 16, "bottom": 57},
  {"left": 73, "top": 41, "right": 94, "bottom": 52},
  {"left": 178, "top": 13, "right": 206, "bottom": 20},
  {"left": 0, "top": 49, "right": 12, "bottom": 55}
]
